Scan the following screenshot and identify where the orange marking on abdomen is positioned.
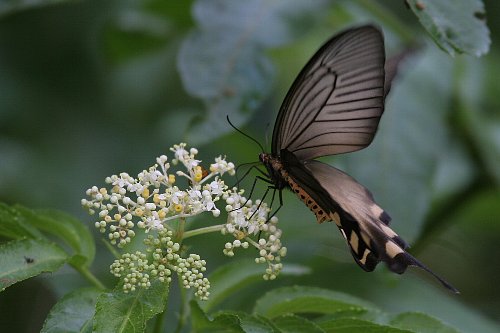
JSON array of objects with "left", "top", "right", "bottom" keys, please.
[{"left": 282, "top": 171, "right": 330, "bottom": 224}]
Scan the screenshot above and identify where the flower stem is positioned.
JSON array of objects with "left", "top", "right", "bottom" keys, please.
[
  {"left": 102, "top": 238, "right": 121, "bottom": 259},
  {"left": 72, "top": 264, "right": 106, "bottom": 290},
  {"left": 174, "top": 217, "right": 186, "bottom": 243},
  {"left": 183, "top": 224, "right": 225, "bottom": 239},
  {"left": 245, "top": 236, "right": 261, "bottom": 249},
  {"left": 174, "top": 276, "right": 189, "bottom": 333}
]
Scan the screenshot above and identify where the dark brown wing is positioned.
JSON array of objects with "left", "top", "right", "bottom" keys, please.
[{"left": 272, "top": 25, "right": 386, "bottom": 160}]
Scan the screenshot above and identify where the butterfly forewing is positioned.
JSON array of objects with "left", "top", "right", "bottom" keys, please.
[{"left": 272, "top": 25, "right": 386, "bottom": 160}]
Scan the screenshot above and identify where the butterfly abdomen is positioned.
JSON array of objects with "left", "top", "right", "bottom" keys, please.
[{"left": 286, "top": 173, "right": 332, "bottom": 224}]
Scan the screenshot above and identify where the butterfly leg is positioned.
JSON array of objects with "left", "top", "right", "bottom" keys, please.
[
  {"left": 267, "top": 188, "right": 283, "bottom": 221},
  {"left": 233, "top": 162, "right": 262, "bottom": 187},
  {"left": 230, "top": 174, "right": 274, "bottom": 213}
]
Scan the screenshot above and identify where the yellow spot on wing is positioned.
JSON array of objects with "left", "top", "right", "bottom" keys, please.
[
  {"left": 331, "top": 212, "right": 341, "bottom": 226},
  {"left": 360, "top": 249, "right": 370, "bottom": 265},
  {"left": 380, "top": 223, "right": 398, "bottom": 238},
  {"left": 350, "top": 232, "right": 360, "bottom": 255},
  {"left": 385, "top": 241, "right": 404, "bottom": 258}
]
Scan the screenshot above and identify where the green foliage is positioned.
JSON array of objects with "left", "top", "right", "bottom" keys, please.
[
  {"left": 0, "top": 0, "right": 499, "bottom": 332},
  {"left": 41, "top": 287, "right": 101, "bottom": 333},
  {"left": 189, "top": 286, "right": 459, "bottom": 332},
  {"left": 0, "top": 238, "right": 67, "bottom": 290}
]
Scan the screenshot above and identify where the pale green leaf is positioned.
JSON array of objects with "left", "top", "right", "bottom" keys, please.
[
  {"left": 406, "top": 0, "right": 490, "bottom": 57},
  {"left": 93, "top": 281, "right": 169, "bottom": 333}
]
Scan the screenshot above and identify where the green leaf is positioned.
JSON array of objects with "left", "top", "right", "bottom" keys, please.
[
  {"left": 14, "top": 206, "right": 95, "bottom": 266},
  {"left": 93, "top": 281, "right": 169, "bottom": 333},
  {"left": 237, "top": 312, "right": 277, "bottom": 333},
  {"left": 0, "top": 0, "right": 73, "bottom": 19},
  {"left": 406, "top": 0, "right": 490, "bottom": 57},
  {"left": 253, "top": 286, "right": 375, "bottom": 319},
  {"left": 0, "top": 238, "right": 67, "bottom": 291},
  {"left": 318, "top": 318, "right": 411, "bottom": 333},
  {"left": 204, "top": 258, "right": 310, "bottom": 312},
  {"left": 0, "top": 202, "right": 44, "bottom": 239},
  {"left": 41, "top": 287, "right": 102, "bottom": 333},
  {"left": 273, "top": 314, "right": 324, "bottom": 333},
  {"left": 390, "top": 312, "right": 459, "bottom": 333},
  {"left": 177, "top": 0, "right": 329, "bottom": 144}
]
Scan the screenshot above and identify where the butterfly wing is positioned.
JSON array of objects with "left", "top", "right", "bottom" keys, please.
[
  {"left": 291, "top": 158, "right": 457, "bottom": 292},
  {"left": 272, "top": 25, "right": 386, "bottom": 160}
]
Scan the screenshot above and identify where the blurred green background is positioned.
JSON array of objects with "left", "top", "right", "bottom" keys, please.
[{"left": 0, "top": 0, "right": 499, "bottom": 332}]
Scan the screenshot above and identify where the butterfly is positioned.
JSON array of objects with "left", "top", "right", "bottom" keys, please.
[{"left": 258, "top": 25, "right": 458, "bottom": 293}]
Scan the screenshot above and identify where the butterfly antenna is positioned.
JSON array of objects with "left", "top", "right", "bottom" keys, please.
[{"left": 226, "top": 115, "right": 265, "bottom": 153}]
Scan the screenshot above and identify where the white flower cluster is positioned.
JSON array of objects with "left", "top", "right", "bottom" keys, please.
[
  {"left": 82, "top": 142, "right": 288, "bottom": 294},
  {"left": 81, "top": 143, "right": 235, "bottom": 247},
  {"left": 222, "top": 191, "right": 287, "bottom": 280}
]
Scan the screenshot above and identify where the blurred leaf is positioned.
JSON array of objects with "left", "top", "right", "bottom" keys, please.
[
  {"left": 14, "top": 206, "right": 95, "bottom": 266},
  {"left": 203, "top": 259, "right": 310, "bottom": 312},
  {"left": 359, "top": 270, "right": 500, "bottom": 333},
  {"left": 390, "top": 312, "right": 459, "bottom": 333},
  {"left": 340, "top": 47, "right": 454, "bottom": 242},
  {"left": 432, "top": 142, "right": 475, "bottom": 199},
  {"left": 105, "top": 7, "right": 173, "bottom": 63},
  {"left": 253, "top": 286, "right": 375, "bottom": 318},
  {"left": 423, "top": 189, "right": 500, "bottom": 322},
  {"left": 0, "top": 0, "right": 73, "bottom": 19},
  {"left": 318, "top": 318, "right": 411, "bottom": 333},
  {"left": 41, "top": 287, "right": 102, "bottom": 333},
  {"left": 273, "top": 314, "right": 324, "bottom": 333},
  {"left": 0, "top": 238, "right": 67, "bottom": 291},
  {"left": 177, "top": 0, "right": 329, "bottom": 144},
  {"left": 455, "top": 57, "right": 500, "bottom": 185},
  {"left": 93, "top": 281, "right": 169, "bottom": 333},
  {"left": 406, "top": 0, "right": 490, "bottom": 57}
]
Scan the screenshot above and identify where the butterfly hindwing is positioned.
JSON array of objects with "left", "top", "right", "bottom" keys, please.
[
  {"left": 299, "top": 159, "right": 458, "bottom": 291},
  {"left": 282, "top": 150, "right": 407, "bottom": 272}
]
